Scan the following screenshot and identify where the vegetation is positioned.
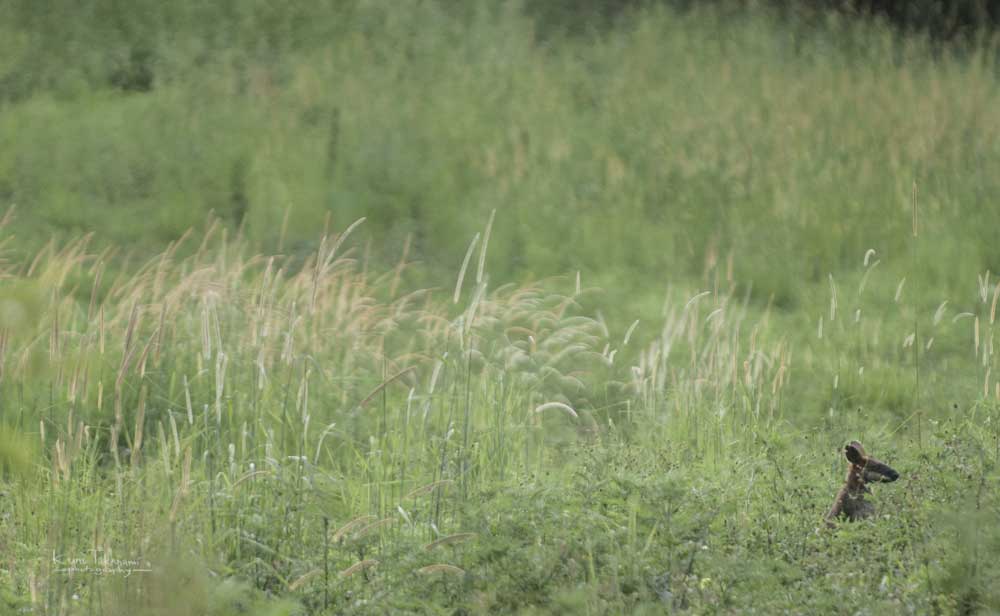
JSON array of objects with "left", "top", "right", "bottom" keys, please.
[{"left": 1, "top": 1, "right": 999, "bottom": 613}]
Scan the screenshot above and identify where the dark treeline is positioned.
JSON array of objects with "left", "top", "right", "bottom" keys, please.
[
  {"left": 528, "top": 0, "right": 1000, "bottom": 41},
  {"left": 782, "top": 0, "right": 998, "bottom": 39}
]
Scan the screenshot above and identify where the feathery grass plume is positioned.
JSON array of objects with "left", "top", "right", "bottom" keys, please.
[
  {"left": 169, "top": 446, "right": 192, "bottom": 523},
  {"left": 339, "top": 559, "right": 378, "bottom": 578},
  {"left": 288, "top": 569, "right": 322, "bottom": 591},
  {"left": 331, "top": 516, "right": 376, "bottom": 543},
  {"left": 476, "top": 209, "right": 495, "bottom": 285},
  {"left": 933, "top": 301, "right": 949, "bottom": 326},
  {"left": 623, "top": 320, "right": 640, "bottom": 346},
  {"left": 858, "top": 260, "right": 879, "bottom": 296},
  {"left": 403, "top": 479, "right": 454, "bottom": 500},
  {"left": 991, "top": 282, "right": 1000, "bottom": 324},
  {"left": 978, "top": 272, "right": 991, "bottom": 303},
  {"left": 454, "top": 233, "right": 480, "bottom": 304},
  {"left": 130, "top": 385, "right": 146, "bottom": 468},
  {"left": 828, "top": 274, "right": 838, "bottom": 321},
  {"left": 350, "top": 517, "right": 394, "bottom": 540},
  {"left": 534, "top": 401, "right": 578, "bottom": 419},
  {"left": 423, "top": 533, "right": 477, "bottom": 551}
]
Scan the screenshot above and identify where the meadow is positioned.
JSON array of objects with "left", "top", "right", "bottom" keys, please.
[{"left": 1, "top": 1, "right": 999, "bottom": 613}]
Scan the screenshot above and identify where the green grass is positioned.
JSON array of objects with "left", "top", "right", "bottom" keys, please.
[
  {"left": 3, "top": 3, "right": 1000, "bottom": 303},
  {"left": 1, "top": 1, "right": 1000, "bottom": 614}
]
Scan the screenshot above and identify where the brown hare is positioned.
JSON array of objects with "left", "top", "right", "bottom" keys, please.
[{"left": 825, "top": 441, "right": 899, "bottom": 527}]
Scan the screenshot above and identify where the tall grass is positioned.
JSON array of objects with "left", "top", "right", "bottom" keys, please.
[
  {"left": 1, "top": 1, "right": 1000, "bottom": 613},
  {"left": 0, "top": 214, "right": 639, "bottom": 611},
  {"left": 0, "top": 209, "right": 997, "bottom": 613}
]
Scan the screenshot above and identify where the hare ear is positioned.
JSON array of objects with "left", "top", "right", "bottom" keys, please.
[{"left": 844, "top": 441, "right": 866, "bottom": 465}]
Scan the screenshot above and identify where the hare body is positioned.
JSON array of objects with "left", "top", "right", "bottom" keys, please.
[{"left": 825, "top": 441, "right": 899, "bottom": 526}]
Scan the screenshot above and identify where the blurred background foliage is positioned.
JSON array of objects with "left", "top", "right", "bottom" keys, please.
[{"left": 0, "top": 0, "right": 998, "bottom": 321}]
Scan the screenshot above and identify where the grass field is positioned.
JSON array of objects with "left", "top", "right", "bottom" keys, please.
[{"left": 2, "top": 1, "right": 1000, "bottom": 613}]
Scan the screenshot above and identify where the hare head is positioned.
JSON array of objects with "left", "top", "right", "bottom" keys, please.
[{"left": 844, "top": 441, "right": 899, "bottom": 486}]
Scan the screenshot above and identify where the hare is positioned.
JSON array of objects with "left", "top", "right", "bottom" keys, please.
[{"left": 825, "top": 441, "right": 899, "bottom": 527}]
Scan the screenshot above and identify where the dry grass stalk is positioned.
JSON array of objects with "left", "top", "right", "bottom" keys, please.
[
  {"left": 423, "top": 533, "right": 477, "bottom": 551},
  {"left": 339, "top": 559, "right": 378, "bottom": 578}
]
